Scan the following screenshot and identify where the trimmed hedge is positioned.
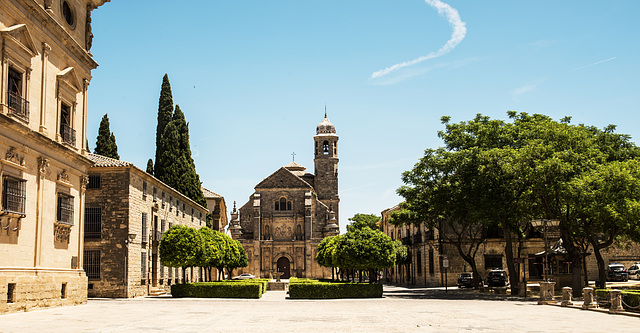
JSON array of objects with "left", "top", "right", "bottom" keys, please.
[
  {"left": 595, "top": 289, "right": 640, "bottom": 311},
  {"left": 226, "top": 279, "right": 270, "bottom": 294},
  {"left": 171, "top": 282, "right": 263, "bottom": 299},
  {"left": 289, "top": 278, "right": 383, "bottom": 299}
]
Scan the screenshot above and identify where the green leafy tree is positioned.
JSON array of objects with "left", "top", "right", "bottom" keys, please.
[
  {"left": 94, "top": 113, "right": 119, "bottom": 159},
  {"left": 224, "top": 239, "right": 248, "bottom": 279},
  {"left": 170, "top": 105, "right": 207, "bottom": 207},
  {"left": 198, "top": 227, "right": 226, "bottom": 281},
  {"left": 316, "top": 235, "right": 339, "bottom": 279},
  {"left": 146, "top": 158, "right": 154, "bottom": 174},
  {"left": 347, "top": 214, "right": 381, "bottom": 232},
  {"left": 159, "top": 225, "right": 204, "bottom": 283},
  {"left": 333, "top": 227, "right": 396, "bottom": 283},
  {"left": 154, "top": 74, "right": 174, "bottom": 179}
]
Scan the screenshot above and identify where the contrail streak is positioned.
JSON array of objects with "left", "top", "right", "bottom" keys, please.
[
  {"left": 371, "top": 0, "right": 466, "bottom": 79},
  {"left": 573, "top": 57, "right": 617, "bottom": 71}
]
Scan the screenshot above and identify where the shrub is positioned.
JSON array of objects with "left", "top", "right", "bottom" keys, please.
[
  {"left": 227, "top": 279, "right": 269, "bottom": 294},
  {"left": 289, "top": 280, "right": 383, "bottom": 299},
  {"left": 171, "top": 282, "right": 262, "bottom": 299},
  {"left": 595, "top": 289, "right": 640, "bottom": 311}
]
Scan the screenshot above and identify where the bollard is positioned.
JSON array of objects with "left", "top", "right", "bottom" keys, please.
[
  {"left": 609, "top": 289, "right": 625, "bottom": 313},
  {"left": 581, "top": 287, "right": 596, "bottom": 309},
  {"left": 561, "top": 287, "right": 573, "bottom": 307},
  {"left": 537, "top": 281, "right": 557, "bottom": 305}
]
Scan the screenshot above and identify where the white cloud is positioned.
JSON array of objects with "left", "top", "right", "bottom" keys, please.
[{"left": 371, "top": 0, "right": 467, "bottom": 79}]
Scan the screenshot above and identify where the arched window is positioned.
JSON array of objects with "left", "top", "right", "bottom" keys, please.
[
  {"left": 275, "top": 201, "right": 280, "bottom": 210},
  {"left": 323, "top": 141, "right": 329, "bottom": 155},
  {"left": 280, "top": 198, "right": 287, "bottom": 210},
  {"left": 287, "top": 200, "right": 292, "bottom": 210}
]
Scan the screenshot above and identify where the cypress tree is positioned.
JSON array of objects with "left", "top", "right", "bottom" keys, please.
[
  {"left": 166, "top": 106, "right": 207, "bottom": 208},
  {"left": 146, "top": 159, "right": 154, "bottom": 174},
  {"left": 154, "top": 74, "right": 174, "bottom": 179},
  {"left": 94, "top": 113, "right": 119, "bottom": 159}
]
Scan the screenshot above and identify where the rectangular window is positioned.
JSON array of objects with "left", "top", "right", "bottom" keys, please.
[
  {"left": 169, "top": 196, "right": 173, "bottom": 211},
  {"left": 182, "top": 203, "right": 185, "bottom": 218},
  {"left": 59, "top": 102, "right": 75, "bottom": 146},
  {"left": 142, "top": 212, "right": 148, "bottom": 243},
  {"left": 141, "top": 252, "right": 147, "bottom": 281},
  {"left": 2, "top": 176, "right": 26, "bottom": 215},
  {"left": 168, "top": 222, "right": 173, "bottom": 229},
  {"left": 87, "top": 175, "right": 101, "bottom": 189},
  {"left": 142, "top": 181, "right": 147, "bottom": 200},
  {"left": 417, "top": 250, "right": 422, "bottom": 275},
  {"left": 161, "top": 192, "right": 165, "bottom": 208},
  {"left": 191, "top": 208, "right": 194, "bottom": 222},
  {"left": 176, "top": 200, "right": 179, "bottom": 216},
  {"left": 7, "top": 283, "right": 16, "bottom": 303},
  {"left": 7, "top": 67, "right": 29, "bottom": 121},
  {"left": 84, "top": 207, "right": 102, "bottom": 239},
  {"left": 429, "top": 248, "right": 434, "bottom": 276},
  {"left": 57, "top": 193, "right": 74, "bottom": 225},
  {"left": 153, "top": 187, "right": 157, "bottom": 202},
  {"left": 161, "top": 219, "right": 166, "bottom": 233},
  {"left": 83, "top": 250, "right": 101, "bottom": 280},
  {"left": 484, "top": 255, "right": 503, "bottom": 269}
]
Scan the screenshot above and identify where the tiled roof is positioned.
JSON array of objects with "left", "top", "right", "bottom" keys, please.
[
  {"left": 201, "top": 187, "right": 222, "bottom": 198},
  {"left": 87, "top": 153, "right": 133, "bottom": 167}
]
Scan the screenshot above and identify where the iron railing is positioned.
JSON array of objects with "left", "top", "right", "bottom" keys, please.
[
  {"left": 7, "top": 91, "right": 29, "bottom": 121},
  {"left": 60, "top": 123, "right": 76, "bottom": 146}
]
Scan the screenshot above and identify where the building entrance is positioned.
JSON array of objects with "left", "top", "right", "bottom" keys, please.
[{"left": 276, "top": 257, "right": 291, "bottom": 279}]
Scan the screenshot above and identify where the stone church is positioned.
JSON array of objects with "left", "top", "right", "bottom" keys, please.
[{"left": 229, "top": 114, "right": 340, "bottom": 279}]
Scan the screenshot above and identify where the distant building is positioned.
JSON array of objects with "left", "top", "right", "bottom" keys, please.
[
  {"left": 84, "top": 153, "right": 209, "bottom": 297},
  {"left": 202, "top": 187, "right": 227, "bottom": 232},
  {"left": 0, "top": 0, "right": 109, "bottom": 313},
  {"left": 229, "top": 115, "right": 340, "bottom": 279},
  {"left": 381, "top": 204, "right": 640, "bottom": 288}
]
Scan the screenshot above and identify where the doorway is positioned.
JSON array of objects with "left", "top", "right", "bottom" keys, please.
[{"left": 276, "top": 257, "right": 291, "bottom": 279}]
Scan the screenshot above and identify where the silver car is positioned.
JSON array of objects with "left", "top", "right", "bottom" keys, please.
[{"left": 628, "top": 263, "right": 640, "bottom": 280}]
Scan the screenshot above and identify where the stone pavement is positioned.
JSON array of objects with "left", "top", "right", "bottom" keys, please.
[{"left": 1, "top": 285, "right": 638, "bottom": 332}]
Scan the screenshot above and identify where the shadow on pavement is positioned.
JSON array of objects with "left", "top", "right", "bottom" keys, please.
[{"left": 383, "top": 285, "right": 538, "bottom": 302}]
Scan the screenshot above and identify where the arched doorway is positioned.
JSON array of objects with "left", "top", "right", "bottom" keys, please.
[{"left": 276, "top": 257, "right": 291, "bottom": 279}]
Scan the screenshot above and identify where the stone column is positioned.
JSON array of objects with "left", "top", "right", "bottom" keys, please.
[
  {"left": 609, "top": 289, "right": 625, "bottom": 313},
  {"left": 561, "top": 286, "right": 573, "bottom": 307},
  {"left": 582, "top": 287, "right": 596, "bottom": 309},
  {"left": 538, "top": 281, "right": 557, "bottom": 305}
]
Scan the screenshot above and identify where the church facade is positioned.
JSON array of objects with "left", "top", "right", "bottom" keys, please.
[{"left": 229, "top": 115, "right": 340, "bottom": 279}]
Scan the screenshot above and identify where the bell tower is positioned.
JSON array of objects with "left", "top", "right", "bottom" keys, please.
[{"left": 314, "top": 113, "right": 339, "bottom": 226}]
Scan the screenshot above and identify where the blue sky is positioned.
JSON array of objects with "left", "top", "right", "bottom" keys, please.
[{"left": 87, "top": 1, "right": 640, "bottom": 230}]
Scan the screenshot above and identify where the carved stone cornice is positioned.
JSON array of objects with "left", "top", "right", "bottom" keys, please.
[
  {"left": 57, "top": 169, "right": 73, "bottom": 187},
  {"left": 80, "top": 175, "right": 89, "bottom": 191}
]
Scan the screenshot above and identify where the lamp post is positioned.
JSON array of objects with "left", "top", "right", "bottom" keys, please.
[
  {"left": 124, "top": 233, "right": 136, "bottom": 297},
  {"left": 530, "top": 219, "right": 560, "bottom": 282}
]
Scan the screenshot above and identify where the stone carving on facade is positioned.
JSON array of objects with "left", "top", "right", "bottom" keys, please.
[
  {"left": 85, "top": 5, "right": 93, "bottom": 50},
  {"left": 44, "top": 0, "right": 52, "bottom": 10},
  {"left": 275, "top": 225, "right": 292, "bottom": 239},
  {"left": 38, "top": 157, "right": 49, "bottom": 177},
  {"left": 54, "top": 223, "right": 72, "bottom": 243},
  {"left": 5, "top": 147, "right": 25, "bottom": 166},
  {"left": 80, "top": 175, "right": 89, "bottom": 191},
  {"left": 58, "top": 169, "right": 70, "bottom": 183}
]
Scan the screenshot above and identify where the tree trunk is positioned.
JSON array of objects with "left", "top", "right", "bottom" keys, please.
[
  {"left": 593, "top": 244, "right": 607, "bottom": 289},
  {"left": 502, "top": 222, "right": 518, "bottom": 296}
]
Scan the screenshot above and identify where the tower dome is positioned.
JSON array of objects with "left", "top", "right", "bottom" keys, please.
[{"left": 316, "top": 113, "right": 336, "bottom": 135}]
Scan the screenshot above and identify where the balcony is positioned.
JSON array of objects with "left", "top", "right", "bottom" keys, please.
[
  {"left": 60, "top": 123, "right": 76, "bottom": 146},
  {"left": 7, "top": 91, "right": 29, "bottom": 122}
]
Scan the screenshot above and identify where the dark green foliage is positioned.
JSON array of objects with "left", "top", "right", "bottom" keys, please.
[
  {"left": 154, "top": 74, "right": 174, "bottom": 179},
  {"left": 198, "top": 227, "right": 225, "bottom": 270},
  {"left": 94, "top": 113, "right": 119, "bottom": 159},
  {"left": 146, "top": 159, "right": 154, "bottom": 174},
  {"left": 333, "top": 227, "right": 396, "bottom": 270},
  {"left": 227, "top": 278, "right": 269, "bottom": 294},
  {"left": 171, "top": 282, "right": 262, "bottom": 299},
  {"left": 159, "top": 225, "right": 203, "bottom": 269},
  {"left": 288, "top": 278, "right": 383, "bottom": 299},
  {"left": 347, "top": 213, "right": 381, "bottom": 232},
  {"left": 86, "top": 139, "right": 90, "bottom": 153},
  {"left": 595, "top": 289, "right": 640, "bottom": 311}
]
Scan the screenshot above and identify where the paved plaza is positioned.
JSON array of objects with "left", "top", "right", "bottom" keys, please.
[{"left": 2, "top": 285, "right": 637, "bottom": 333}]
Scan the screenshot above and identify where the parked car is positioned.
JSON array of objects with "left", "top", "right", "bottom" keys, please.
[
  {"left": 486, "top": 269, "right": 509, "bottom": 287},
  {"left": 457, "top": 272, "right": 474, "bottom": 288},
  {"left": 232, "top": 273, "right": 257, "bottom": 280},
  {"left": 606, "top": 263, "right": 628, "bottom": 282},
  {"left": 628, "top": 263, "right": 640, "bottom": 280}
]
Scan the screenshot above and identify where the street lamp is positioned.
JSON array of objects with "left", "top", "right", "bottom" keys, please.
[
  {"left": 124, "top": 233, "right": 136, "bottom": 297},
  {"left": 530, "top": 219, "right": 560, "bottom": 282}
]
